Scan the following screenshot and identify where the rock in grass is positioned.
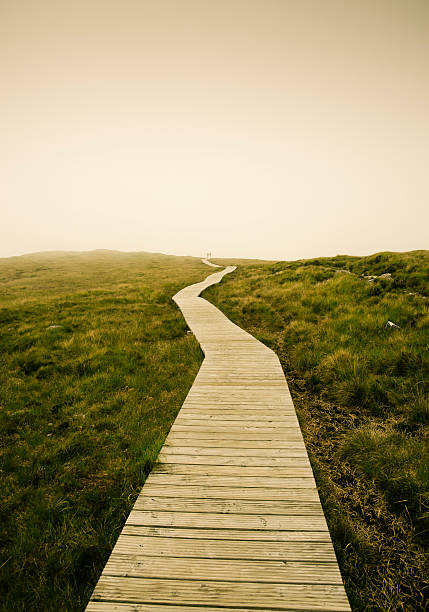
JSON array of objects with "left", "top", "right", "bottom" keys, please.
[
  {"left": 46, "top": 325, "right": 63, "bottom": 329},
  {"left": 363, "top": 273, "right": 392, "bottom": 282},
  {"left": 385, "top": 320, "right": 400, "bottom": 330}
]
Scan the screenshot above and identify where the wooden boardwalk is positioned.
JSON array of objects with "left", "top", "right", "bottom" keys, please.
[
  {"left": 86, "top": 265, "right": 350, "bottom": 611},
  {"left": 200, "top": 258, "right": 222, "bottom": 268}
]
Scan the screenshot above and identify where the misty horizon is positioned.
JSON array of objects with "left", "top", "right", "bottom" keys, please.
[
  {"left": 2, "top": 0, "right": 428, "bottom": 260},
  {"left": 1, "top": 246, "right": 427, "bottom": 265}
]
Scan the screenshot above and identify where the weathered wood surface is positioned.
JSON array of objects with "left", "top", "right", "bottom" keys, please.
[{"left": 86, "top": 265, "right": 350, "bottom": 611}]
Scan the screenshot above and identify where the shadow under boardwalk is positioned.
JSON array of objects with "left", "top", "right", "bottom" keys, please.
[{"left": 86, "top": 265, "right": 351, "bottom": 612}]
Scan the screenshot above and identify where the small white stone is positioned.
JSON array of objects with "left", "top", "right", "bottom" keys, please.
[{"left": 385, "top": 320, "right": 400, "bottom": 330}]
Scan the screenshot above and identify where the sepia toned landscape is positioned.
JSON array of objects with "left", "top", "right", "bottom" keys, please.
[{"left": 2, "top": 0, "right": 428, "bottom": 610}]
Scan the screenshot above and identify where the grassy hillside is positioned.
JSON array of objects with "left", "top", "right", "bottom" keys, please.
[
  {"left": 1, "top": 248, "right": 427, "bottom": 611},
  {"left": 206, "top": 250, "right": 428, "bottom": 611},
  {"left": 0, "top": 251, "right": 208, "bottom": 611}
]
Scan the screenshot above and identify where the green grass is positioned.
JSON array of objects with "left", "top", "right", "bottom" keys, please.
[
  {"left": 0, "top": 250, "right": 208, "bottom": 611},
  {"left": 205, "top": 250, "right": 429, "bottom": 611},
  {"left": 2, "top": 248, "right": 428, "bottom": 611}
]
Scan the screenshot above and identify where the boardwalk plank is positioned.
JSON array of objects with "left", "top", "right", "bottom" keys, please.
[
  {"left": 170, "top": 425, "right": 300, "bottom": 433},
  {"left": 164, "top": 439, "right": 306, "bottom": 448},
  {"left": 146, "top": 474, "right": 316, "bottom": 488},
  {"left": 133, "top": 496, "right": 322, "bottom": 515},
  {"left": 159, "top": 446, "right": 308, "bottom": 457},
  {"left": 154, "top": 463, "right": 313, "bottom": 477},
  {"left": 157, "top": 453, "right": 311, "bottom": 466},
  {"left": 176, "top": 412, "right": 298, "bottom": 420},
  {"left": 110, "top": 535, "right": 338, "bottom": 561},
  {"left": 175, "top": 418, "right": 300, "bottom": 426},
  {"left": 167, "top": 429, "right": 303, "bottom": 438},
  {"left": 87, "top": 606, "right": 329, "bottom": 612},
  {"left": 91, "top": 577, "right": 351, "bottom": 611},
  {"left": 140, "top": 484, "right": 321, "bottom": 501},
  {"left": 120, "top": 526, "right": 331, "bottom": 541},
  {"left": 103, "top": 556, "right": 343, "bottom": 584},
  {"left": 126, "top": 510, "right": 329, "bottom": 531}
]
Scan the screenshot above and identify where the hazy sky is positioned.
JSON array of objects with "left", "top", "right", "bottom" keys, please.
[{"left": 1, "top": 0, "right": 428, "bottom": 260}]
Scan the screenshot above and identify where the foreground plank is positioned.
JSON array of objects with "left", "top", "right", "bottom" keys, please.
[
  {"left": 153, "top": 462, "right": 313, "bottom": 477},
  {"left": 103, "top": 556, "right": 343, "bottom": 584},
  {"left": 145, "top": 473, "right": 316, "bottom": 488},
  {"left": 91, "top": 577, "right": 351, "bottom": 611},
  {"left": 140, "top": 484, "right": 321, "bottom": 501},
  {"left": 159, "top": 446, "right": 308, "bottom": 457},
  {"left": 122, "top": 526, "right": 331, "bottom": 542},
  {"left": 110, "top": 535, "right": 338, "bottom": 560},
  {"left": 126, "top": 510, "right": 329, "bottom": 531},
  {"left": 157, "top": 453, "right": 311, "bottom": 466},
  {"left": 132, "top": 496, "right": 323, "bottom": 515}
]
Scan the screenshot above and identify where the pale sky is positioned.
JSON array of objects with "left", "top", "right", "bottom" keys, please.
[{"left": 1, "top": 0, "right": 428, "bottom": 260}]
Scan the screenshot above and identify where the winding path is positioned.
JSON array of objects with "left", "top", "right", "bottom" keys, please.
[{"left": 87, "top": 264, "right": 350, "bottom": 611}]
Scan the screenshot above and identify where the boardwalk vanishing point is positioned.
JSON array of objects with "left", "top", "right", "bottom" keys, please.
[{"left": 86, "top": 262, "right": 351, "bottom": 611}]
